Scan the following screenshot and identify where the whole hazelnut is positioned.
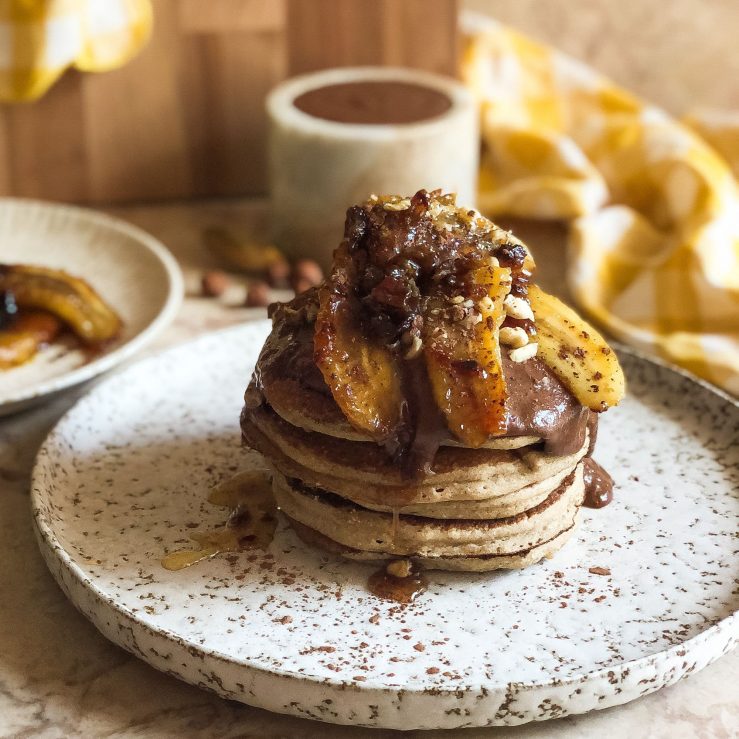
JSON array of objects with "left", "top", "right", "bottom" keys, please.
[
  {"left": 201, "top": 270, "right": 230, "bottom": 297},
  {"left": 245, "top": 280, "right": 271, "bottom": 307},
  {"left": 291, "top": 259, "right": 323, "bottom": 291},
  {"left": 292, "top": 278, "right": 314, "bottom": 295},
  {"left": 265, "top": 258, "right": 291, "bottom": 288}
]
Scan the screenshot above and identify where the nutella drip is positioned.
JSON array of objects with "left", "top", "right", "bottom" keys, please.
[
  {"left": 582, "top": 458, "right": 614, "bottom": 508},
  {"left": 254, "top": 293, "right": 592, "bottom": 464}
]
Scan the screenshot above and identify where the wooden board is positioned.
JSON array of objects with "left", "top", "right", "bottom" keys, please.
[
  {"left": 287, "top": 0, "right": 458, "bottom": 77},
  {"left": 0, "top": 0, "right": 458, "bottom": 204}
]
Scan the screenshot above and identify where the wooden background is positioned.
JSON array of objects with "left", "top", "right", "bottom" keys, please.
[{"left": 0, "top": 0, "right": 458, "bottom": 205}]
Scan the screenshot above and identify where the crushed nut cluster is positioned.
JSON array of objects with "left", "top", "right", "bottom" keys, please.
[
  {"left": 386, "top": 559, "right": 413, "bottom": 578},
  {"left": 365, "top": 191, "right": 540, "bottom": 366},
  {"left": 500, "top": 292, "right": 538, "bottom": 362},
  {"left": 370, "top": 192, "right": 524, "bottom": 244}
]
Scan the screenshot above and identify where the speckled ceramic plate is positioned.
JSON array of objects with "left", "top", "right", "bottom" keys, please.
[
  {"left": 0, "top": 198, "right": 182, "bottom": 416},
  {"left": 30, "top": 322, "right": 738, "bottom": 730}
]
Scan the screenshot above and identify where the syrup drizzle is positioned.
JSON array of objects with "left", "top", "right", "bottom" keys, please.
[
  {"left": 161, "top": 470, "right": 276, "bottom": 571},
  {"left": 367, "top": 565, "right": 428, "bottom": 604},
  {"left": 390, "top": 507, "right": 400, "bottom": 544}
]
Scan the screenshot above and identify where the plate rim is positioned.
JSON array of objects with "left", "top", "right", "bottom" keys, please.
[
  {"left": 28, "top": 322, "right": 739, "bottom": 727},
  {"left": 0, "top": 197, "right": 183, "bottom": 413}
]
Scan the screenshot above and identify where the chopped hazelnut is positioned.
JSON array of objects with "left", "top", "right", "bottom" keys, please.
[
  {"left": 403, "top": 335, "right": 423, "bottom": 360},
  {"left": 499, "top": 326, "right": 529, "bottom": 348},
  {"left": 383, "top": 198, "right": 411, "bottom": 211},
  {"left": 304, "top": 302, "right": 318, "bottom": 323},
  {"left": 478, "top": 296, "right": 494, "bottom": 312},
  {"left": 449, "top": 305, "right": 467, "bottom": 322},
  {"left": 386, "top": 559, "right": 413, "bottom": 578},
  {"left": 503, "top": 294, "right": 535, "bottom": 321},
  {"left": 509, "top": 342, "right": 538, "bottom": 363}
]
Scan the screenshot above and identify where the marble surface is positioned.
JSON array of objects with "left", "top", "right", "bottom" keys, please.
[{"left": 1, "top": 199, "right": 737, "bottom": 737}]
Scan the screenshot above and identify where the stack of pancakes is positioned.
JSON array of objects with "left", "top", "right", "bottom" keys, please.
[{"left": 241, "top": 293, "right": 591, "bottom": 572}]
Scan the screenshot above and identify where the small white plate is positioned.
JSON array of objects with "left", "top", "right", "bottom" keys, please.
[
  {"left": 30, "top": 323, "right": 738, "bottom": 730},
  {"left": 0, "top": 198, "right": 182, "bottom": 415}
]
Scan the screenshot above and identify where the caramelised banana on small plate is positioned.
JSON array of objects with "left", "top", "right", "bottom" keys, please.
[
  {"left": 0, "top": 199, "right": 182, "bottom": 415},
  {"left": 0, "top": 263, "right": 123, "bottom": 370}
]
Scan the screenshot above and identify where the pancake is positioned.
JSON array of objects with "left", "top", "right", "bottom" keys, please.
[
  {"left": 356, "top": 466, "right": 575, "bottom": 519},
  {"left": 253, "top": 292, "right": 593, "bottom": 459},
  {"left": 242, "top": 402, "right": 589, "bottom": 507},
  {"left": 272, "top": 465, "right": 584, "bottom": 559},
  {"left": 286, "top": 516, "right": 579, "bottom": 572},
  {"left": 263, "top": 377, "right": 539, "bottom": 450}
]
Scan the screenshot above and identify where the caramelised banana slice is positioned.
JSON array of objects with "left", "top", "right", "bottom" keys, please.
[
  {"left": 424, "top": 261, "right": 511, "bottom": 447},
  {"left": 203, "top": 226, "right": 285, "bottom": 273},
  {"left": 0, "top": 311, "right": 62, "bottom": 369},
  {"left": 315, "top": 277, "right": 403, "bottom": 441},
  {"left": 0, "top": 264, "right": 121, "bottom": 344},
  {"left": 528, "top": 285, "right": 625, "bottom": 411}
]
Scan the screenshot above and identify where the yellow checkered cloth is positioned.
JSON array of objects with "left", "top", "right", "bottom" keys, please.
[
  {"left": 462, "top": 15, "right": 739, "bottom": 394},
  {"left": 0, "top": 0, "right": 151, "bottom": 102}
]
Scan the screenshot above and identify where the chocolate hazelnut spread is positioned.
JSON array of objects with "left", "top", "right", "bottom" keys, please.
[
  {"left": 252, "top": 289, "right": 592, "bottom": 463},
  {"left": 582, "top": 458, "right": 614, "bottom": 508},
  {"left": 293, "top": 80, "right": 452, "bottom": 125}
]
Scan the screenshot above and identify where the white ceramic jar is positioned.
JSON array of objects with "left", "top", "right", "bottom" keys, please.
[{"left": 267, "top": 67, "right": 479, "bottom": 268}]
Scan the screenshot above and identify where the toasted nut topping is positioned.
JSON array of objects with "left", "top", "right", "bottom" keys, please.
[
  {"left": 449, "top": 305, "right": 467, "bottom": 321},
  {"left": 386, "top": 559, "right": 413, "bottom": 578},
  {"left": 403, "top": 334, "right": 423, "bottom": 359},
  {"left": 449, "top": 295, "right": 465, "bottom": 304},
  {"left": 466, "top": 311, "right": 483, "bottom": 325},
  {"left": 304, "top": 303, "right": 318, "bottom": 323},
  {"left": 499, "top": 326, "right": 529, "bottom": 348},
  {"left": 504, "top": 294, "right": 535, "bottom": 321},
  {"left": 383, "top": 198, "right": 411, "bottom": 211},
  {"left": 478, "top": 296, "right": 494, "bottom": 312},
  {"left": 509, "top": 342, "right": 538, "bottom": 363}
]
